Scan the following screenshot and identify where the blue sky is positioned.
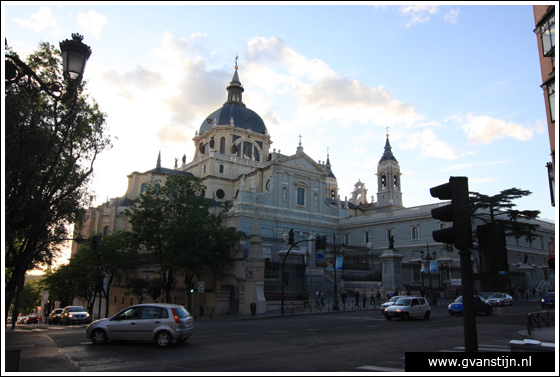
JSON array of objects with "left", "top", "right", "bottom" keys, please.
[{"left": 3, "top": 3, "right": 557, "bottom": 226}]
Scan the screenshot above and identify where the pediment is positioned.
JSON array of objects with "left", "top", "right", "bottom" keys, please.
[{"left": 276, "top": 153, "right": 327, "bottom": 176}]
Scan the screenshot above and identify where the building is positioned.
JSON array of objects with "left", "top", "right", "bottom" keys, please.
[
  {"left": 73, "top": 63, "right": 555, "bottom": 318},
  {"left": 533, "top": 5, "right": 555, "bottom": 206}
]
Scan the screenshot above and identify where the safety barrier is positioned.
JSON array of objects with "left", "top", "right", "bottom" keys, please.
[{"left": 527, "top": 311, "right": 554, "bottom": 334}]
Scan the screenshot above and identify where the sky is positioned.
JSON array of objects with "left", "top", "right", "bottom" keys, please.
[{"left": 3, "top": 3, "right": 558, "bottom": 234}]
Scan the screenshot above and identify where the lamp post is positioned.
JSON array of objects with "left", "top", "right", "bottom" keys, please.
[
  {"left": 420, "top": 245, "right": 437, "bottom": 302},
  {"left": 332, "top": 235, "right": 346, "bottom": 311},
  {"left": 6, "top": 33, "right": 92, "bottom": 100}
]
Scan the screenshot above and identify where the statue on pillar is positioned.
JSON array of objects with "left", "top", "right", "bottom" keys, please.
[
  {"left": 289, "top": 229, "right": 295, "bottom": 245},
  {"left": 389, "top": 235, "right": 395, "bottom": 250}
]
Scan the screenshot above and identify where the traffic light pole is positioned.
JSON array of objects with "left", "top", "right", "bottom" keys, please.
[
  {"left": 459, "top": 247, "right": 478, "bottom": 352},
  {"left": 281, "top": 239, "right": 309, "bottom": 316}
]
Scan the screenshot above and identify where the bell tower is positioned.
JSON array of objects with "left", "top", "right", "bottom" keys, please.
[{"left": 376, "top": 132, "right": 403, "bottom": 210}]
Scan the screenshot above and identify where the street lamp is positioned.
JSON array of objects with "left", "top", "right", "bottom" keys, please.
[
  {"left": 6, "top": 33, "right": 92, "bottom": 99},
  {"left": 332, "top": 237, "right": 345, "bottom": 311},
  {"left": 420, "top": 246, "right": 437, "bottom": 300}
]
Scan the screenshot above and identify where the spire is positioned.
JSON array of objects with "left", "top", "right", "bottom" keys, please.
[
  {"left": 379, "top": 136, "right": 397, "bottom": 163},
  {"left": 226, "top": 54, "right": 245, "bottom": 106},
  {"left": 156, "top": 150, "right": 161, "bottom": 168},
  {"left": 325, "top": 150, "right": 336, "bottom": 178}
]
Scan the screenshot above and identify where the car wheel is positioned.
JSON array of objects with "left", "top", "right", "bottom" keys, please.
[
  {"left": 509, "top": 301, "right": 513, "bottom": 306},
  {"left": 384, "top": 316, "right": 392, "bottom": 321},
  {"left": 424, "top": 311, "right": 430, "bottom": 320},
  {"left": 156, "top": 331, "right": 173, "bottom": 348},
  {"left": 402, "top": 312, "right": 410, "bottom": 321},
  {"left": 486, "top": 306, "right": 492, "bottom": 316},
  {"left": 91, "top": 329, "right": 107, "bottom": 345}
]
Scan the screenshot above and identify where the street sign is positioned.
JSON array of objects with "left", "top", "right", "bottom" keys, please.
[{"left": 197, "top": 281, "right": 205, "bottom": 293}]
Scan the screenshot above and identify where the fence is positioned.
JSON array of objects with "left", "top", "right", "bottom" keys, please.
[{"left": 527, "top": 312, "right": 555, "bottom": 335}]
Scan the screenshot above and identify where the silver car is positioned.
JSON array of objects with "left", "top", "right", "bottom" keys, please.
[
  {"left": 485, "top": 293, "right": 513, "bottom": 306},
  {"left": 380, "top": 296, "right": 405, "bottom": 309},
  {"left": 86, "top": 303, "right": 195, "bottom": 347},
  {"left": 383, "top": 296, "right": 431, "bottom": 320}
]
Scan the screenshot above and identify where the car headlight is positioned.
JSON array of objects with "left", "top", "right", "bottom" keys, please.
[
  {"left": 68, "top": 314, "right": 73, "bottom": 318},
  {"left": 396, "top": 309, "right": 401, "bottom": 313},
  {"left": 86, "top": 313, "right": 90, "bottom": 317}
]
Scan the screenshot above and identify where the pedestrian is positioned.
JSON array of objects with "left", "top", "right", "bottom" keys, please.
[
  {"left": 375, "top": 290, "right": 381, "bottom": 306},
  {"left": 320, "top": 290, "right": 325, "bottom": 308},
  {"left": 388, "top": 289, "right": 394, "bottom": 298},
  {"left": 355, "top": 291, "right": 360, "bottom": 307},
  {"left": 361, "top": 290, "right": 367, "bottom": 308},
  {"left": 395, "top": 289, "right": 400, "bottom": 296},
  {"left": 336, "top": 292, "right": 341, "bottom": 307},
  {"left": 315, "top": 288, "right": 320, "bottom": 308},
  {"left": 342, "top": 291, "right": 347, "bottom": 309},
  {"left": 304, "top": 289, "right": 309, "bottom": 308},
  {"left": 370, "top": 289, "right": 375, "bottom": 305}
]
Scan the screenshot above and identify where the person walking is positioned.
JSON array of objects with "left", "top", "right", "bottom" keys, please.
[
  {"left": 342, "top": 291, "right": 347, "bottom": 309},
  {"left": 375, "top": 290, "right": 381, "bottom": 307},
  {"left": 361, "top": 290, "right": 367, "bottom": 308},
  {"left": 320, "top": 290, "right": 325, "bottom": 308},
  {"left": 355, "top": 291, "right": 360, "bottom": 307},
  {"left": 315, "top": 288, "right": 320, "bottom": 308},
  {"left": 304, "top": 289, "right": 310, "bottom": 308},
  {"left": 370, "top": 289, "right": 375, "bottom": 305}
]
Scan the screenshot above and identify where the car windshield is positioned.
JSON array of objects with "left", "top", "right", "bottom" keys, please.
[
  {"left": 54, "top": 309, "right": 63, "bottom": 314},
  {"left": 489, "top": 294, "right": 503, "bottom": 299},
  {"left": 389, "top": 296, "right": 401, "bottom": 303},
  {"left": 394, "top": 298, "right": 411, "bottom": 306},
  {"left": 68, "top": 307, "right": 86, "bottom": 312},
  {"left": 455, "top": 297, "right": 463, "bottom": 303}
]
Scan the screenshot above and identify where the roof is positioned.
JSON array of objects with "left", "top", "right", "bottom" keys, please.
[
  {"left": 200, "top": 103, "right": 267, "bottom": 135},
  {"left": 379, "top": 137, "right": 398, "bottom": 163}
]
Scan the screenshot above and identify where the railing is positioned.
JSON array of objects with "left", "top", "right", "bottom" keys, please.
[
  {"left": 281, "top": 299, "right": 383, "bottom": 315},
  {"left": 527, "top": 312, "right": 555, "bottom": 334}
]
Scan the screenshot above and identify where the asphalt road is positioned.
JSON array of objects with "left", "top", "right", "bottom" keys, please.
[{"left": 4, "top": 300, "right": 554, "bottom": 373}]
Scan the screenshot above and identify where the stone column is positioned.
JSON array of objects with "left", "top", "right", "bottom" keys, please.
[
  {"left": 379, "top": 248, "right": 404, "bottom": 292},
  {"left": 242, "top": 210, "right": 266, "bottom": 315}
]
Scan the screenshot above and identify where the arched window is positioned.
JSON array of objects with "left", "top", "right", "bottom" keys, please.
[
  {"left": 141, "top": 183, "right": 147, "bottom": 195},
  {"left": 381, "top": 175, "right": 386, "bottom": 188},
  {"left": 220, "top": 137, "right": 226, "bottom": 154}
]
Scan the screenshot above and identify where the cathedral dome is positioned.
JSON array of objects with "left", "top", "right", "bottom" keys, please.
[{"left": 199, "top": 65, "right": 267, "bottom": 136}]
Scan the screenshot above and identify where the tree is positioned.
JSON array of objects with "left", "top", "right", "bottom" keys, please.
[
  {"left": 4, "top": 41, "right": 111, "bottom": 324},
  {"left": 14, "top": 280, "right": 43, "bottom": 316},
  {"left": 470, "top": 188, "right": 541, "bottom": 243},
  {"left": 41, "top": 264, "right": 80, "bottom": 308},
  {"left": 125, "top": 175, "right": 242, "bottom": 304}
]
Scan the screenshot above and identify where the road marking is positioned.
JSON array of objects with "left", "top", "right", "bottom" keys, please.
[{"left": 356, "top": 365, "right": 405, "bottom": 372}]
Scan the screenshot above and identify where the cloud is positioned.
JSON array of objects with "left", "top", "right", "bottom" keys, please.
[
  {"left": 398, "top": 129, "right": 458, "bottom": 159},
  {"left": 101, "top": 65, "right": 164, "bottom": 91},
  {"left": 246, "top": 36, "right": 425, "bottom": 128},
  {"left": 444, "top": 8, "right": 460, "bottom": 24},
  {"left": 156, "top": 124, "right": 191, "bottom": 147},
  {"left": 460, "top": 114, "right": 533, "bottom": 145},
  {"left": 13, "top": 6, "right": 59, "bottom": 33},
  {"left": 399, "top": 5, "right": 440, "bottom": 27},
  {"left": 76, "top": 10, "right": 108, "bottom": 40}
]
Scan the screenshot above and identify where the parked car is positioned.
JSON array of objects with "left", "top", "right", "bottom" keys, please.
[
  {"left": 26, "top": 314, "right": 39, "bottom": 324},
  {"left": 48, "top": 308, "right": 64, "bottom": 325},
  {"left": 380, "top": 296, "right": 405, "bottom": 309},
  {"left": 448, "top": 295, "right": 492, "bottom": 316},
  {"left": 60, "top": 306, "right": 91, "bottom": 325},
  {"left": 17, "top": 316, "right": 28, "bottom": 325},
  {"left": 86, "top": 303, "right": 195, "bottom": 347},
  {"left": 486, "top": 293, "right": 513, "bottom": 306},
  {"left": 541, "top": 292, "right": 555, "bottom": 308},
  {"left": 383, "top": 296, "right": 431, "bottom": 320}
]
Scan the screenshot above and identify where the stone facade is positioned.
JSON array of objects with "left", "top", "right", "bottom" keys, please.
[{"left": 73, "top": 66, "right": 555, "bottom": 318}]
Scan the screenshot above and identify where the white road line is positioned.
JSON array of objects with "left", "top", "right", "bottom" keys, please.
[{"left": 356, "top": 365, "right": 405, "bottom": 372}]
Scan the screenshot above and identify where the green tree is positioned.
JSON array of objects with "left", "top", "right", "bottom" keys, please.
[
  {"left": 125, "top": 175, "right": 242, "bottom": 304},
  {"left": 41, "top": 264, "right": 80, "bottom": 308},
  {"left": 470, "top": 188, "right": 541, "bottom": 243},
  {"left": 5, "top": 41, "right": 111, "bottom": 324},
  {"left": 17, "top": 280, "right": 43, "bottom": 315}
]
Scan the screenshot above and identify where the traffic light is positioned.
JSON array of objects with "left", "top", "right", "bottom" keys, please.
[
  {"left": 282, "top": 271, "right": 290, "bottom": 286},
  {"left": 430, "top": 176, "right": 472, "bottom": 250},
  {"left": 91, "top": 235, "right": 101, "bottom": 251},
  {"left": 315, "top": 235, "right": 328, "bottom": 250},
  {"left": 477, "top": 222, "right": 508, "bottom": 272}
]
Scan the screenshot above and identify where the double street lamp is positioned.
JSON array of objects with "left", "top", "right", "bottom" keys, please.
[{"left": 420, "top": 246, "right": 437, "bottom": 300}]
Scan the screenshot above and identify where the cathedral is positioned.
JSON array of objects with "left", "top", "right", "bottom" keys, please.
[{"left": 73, "top": 63, "right": 555, "bottom": 318}]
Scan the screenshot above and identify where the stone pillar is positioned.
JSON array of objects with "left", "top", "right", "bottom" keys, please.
[
  {"left": 379, "top": 248, "right": 404, "bottom": 292},
  {"left": 308, "top": 230, "right": 316, "bottom": 267},
  {"left": 242, "top": 210, "right": 266, "bottom": 315},
  {"left": 517, "top": 263, "right": 536, "bottom": 293}
]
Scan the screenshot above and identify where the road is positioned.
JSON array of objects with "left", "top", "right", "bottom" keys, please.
[{"left": 5, "top": 300, "right": 553, "bottom": 373}]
